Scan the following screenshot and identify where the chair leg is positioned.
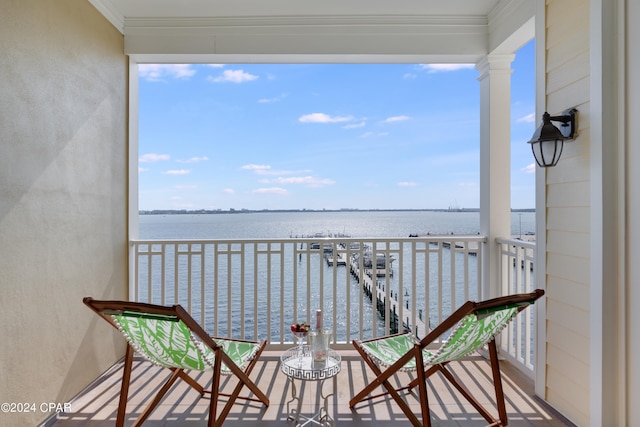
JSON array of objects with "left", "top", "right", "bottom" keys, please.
[
  {"left": 414, "top": 348, "right": 432, "bottom": 427},
  {"left": 438, "top": 365, "right": 498, "bottom": 424},
  {"left": 488, "top": 339, "right": 508, "bottom": 426},
  {"left": 215, "top": 373, "right": 250, "bottom": 426},
  {"left": 176, "top": 369, "right": 205, "bottom": 395},
  {"left": 208, "top": 349, "right": 223, "bottom": 427},
  {"left": 350, "top": 344, "right": 424, "bottom": 427},
  {"left": 407, "top": 364, "right": 440, "bottom": 390},
  {"left": 215, "top": 347, "right": 268, "bottom": 426},
  {"left": 349, "top": 343, "right": 402, "bottom": 406},
  {"left": 116, "top": 346, "right": 187, "bottom": 427},
  {"left": 410, "top": 342, "right": 508, "bottom": 426},
  {"left": 131, "top": 368, "right": 183, "bottom": 427},
  {"left": 217, "top": 347, "right": 270, "bottom": 407},
  {"left": 116, "top": 344, "right": 134, "bottom": 427}
]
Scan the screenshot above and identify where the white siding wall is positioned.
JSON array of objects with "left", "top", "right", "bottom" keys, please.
[
  {"left": 628, "top": 0, "right": 640, "bottom": 421},
  {"left": 543, "top": 0, "right": 591, "bottom": 425},
  {"left": 625, "top": 0, "right": 640, "bottom": 422},
  {"left": 0, "top": 1, "right": 127, "bottom": 426}
]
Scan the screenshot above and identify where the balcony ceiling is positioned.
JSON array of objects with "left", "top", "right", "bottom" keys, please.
[
  {"left": 92, "top": 0, "right": 501, "bottom": 20},
  {"left": 88, "top": 0, "right": 534, "bottom": 63}
]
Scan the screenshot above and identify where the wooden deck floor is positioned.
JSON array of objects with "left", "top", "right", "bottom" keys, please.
[{"left": 46, "top": 351, "right": 573, "bottom": 427}]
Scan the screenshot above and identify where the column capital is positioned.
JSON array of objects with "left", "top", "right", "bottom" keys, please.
[{"left": 476, "top": 54, "right": 515, "bottom": 79}]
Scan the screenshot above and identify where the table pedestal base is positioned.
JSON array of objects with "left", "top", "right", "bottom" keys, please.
[
  {"left": 286, "top": 376, "right": 335, "bottom": 427},
  {"left": 280, "top": 347, "right": 341, "bottom": 427}
]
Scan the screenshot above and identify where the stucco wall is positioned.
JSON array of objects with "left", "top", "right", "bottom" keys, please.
[
  {"left": 0, "top": 1, "right": 127, "bottom": 425},
  {"left": 542, "top": 0, "right": 590, "bottom": 425}
]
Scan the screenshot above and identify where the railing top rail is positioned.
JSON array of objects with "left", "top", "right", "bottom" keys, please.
[
  {"left": 495, "top": 237, "right": 536, "bottom": 249},
  {"left": 130, "top": 235, "right": 488, "bottom": 245}
]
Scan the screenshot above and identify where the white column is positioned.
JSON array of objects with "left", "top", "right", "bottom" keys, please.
[
  {"left": 534, "top": 0, "right": 547, "bottom": 398},
  {"left": 128, "top": 57, "right": 140, "bottom": 301},
  {"left": 476, "top": 54, "right": 514, "bottom": 299}
]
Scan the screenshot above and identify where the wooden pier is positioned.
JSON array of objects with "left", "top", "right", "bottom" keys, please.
[
  {"left": 348, "top": 257, "right": 428, "bottom": 338},
  {"left": 325, "top": 251, "right": 347, "bottom": 266}
]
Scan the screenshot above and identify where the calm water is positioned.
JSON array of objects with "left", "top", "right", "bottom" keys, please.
[{"left": 139, "top": 210, "right": 535, "bottom": 239}]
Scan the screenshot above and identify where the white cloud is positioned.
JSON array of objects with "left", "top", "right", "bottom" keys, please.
[
  {"left": 206, "top": 64, "right": 225, "bottom": 68},
  {"left": 173, "top": 184, "right": 197, "bottom": 190},
  {"left": 382, "top": 116, "right": 410, "bottom": 124},
  {"left": 343, "top": 121, "right": 366, "bottom": 129},
  {"left": 403, "top": 73, "right": 417, "bottom": 79},
  {"left": 242, "top": 164, "right": 310, "bottom": 177},
  {"left": 517, "top": 113, "right": 536, "bottom": 123},
  {"left": 139, "top": 167, "right": 149, "bottom": 172},
  {"left": 140, "top": 153, "right": 170, "bottom": 163},
  {"left": 299, "top": 113, "right": 354, "bottom": 123},
  {"left": 241, "top": 164, "right": 272, "bottom": 174},
  {"left": 258, "top": 93, "right": 288, "bottom": 103},
  {"left": 397, "top": 181, "right": 418, "bottom": 187},
  {"left": 177, "top": 157, "right": 209, "bottom": 163},
  {"left": 419, "top": 64, "right": 475, "bottom": 73},
  {"left": 270, "top": 176, "right": 336, "bottom": 187},
  {"left": 138, "top": 64, "right": 196, "bottom": 81},
  {"left": 208, "top": 69, "right": 258, "bottom": 83},
  {"left": 163, "top": 169, "right": 190, "bottom": 175},
  {"left": 522, "top": 163, "right": 537, "bottom": 174},
  {"left": 252, "top": 187, "right": 289, "bottom": 195},
  {"left": 223, "top": 188, "right": 235, "bottom": 194}
]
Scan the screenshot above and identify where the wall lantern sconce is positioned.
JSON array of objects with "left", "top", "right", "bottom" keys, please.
[{"left": 527, "top": 108, "right": 578, "bottom": 167}]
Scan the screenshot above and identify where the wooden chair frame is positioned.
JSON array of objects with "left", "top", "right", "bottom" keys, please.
[
  {"left": 84, "top": 297, "right": 270, "bottom": 427},
  {"left": 349, "top": 289, "right": 544, "bottom": 427}
]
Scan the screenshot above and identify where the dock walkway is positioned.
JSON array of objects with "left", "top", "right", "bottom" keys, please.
[
  {"left": 325, "top": 251, "right": 347, "bottom": 266},
  {"left": 347, "top": 257, "right": 429, "bottom": 337}
]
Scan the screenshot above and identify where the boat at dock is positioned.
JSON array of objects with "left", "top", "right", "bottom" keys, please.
[
  {"left": 359, "top": 251, "right": 394, "bottom": 270},
  {"left": 290, "top": 231, "right": 351, "bottom": 253}
]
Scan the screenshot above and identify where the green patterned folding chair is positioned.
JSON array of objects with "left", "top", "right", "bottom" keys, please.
[
  {"left": 350, "top": 289, "right": 544, "bottom": 427},
  {"left": 83, "top": 297, "right": 269, "bottom": 427}
]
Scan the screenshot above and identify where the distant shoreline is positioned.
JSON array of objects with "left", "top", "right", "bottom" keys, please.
[{"left": 139, "top": 208, "right": 535, "bottom": 215}]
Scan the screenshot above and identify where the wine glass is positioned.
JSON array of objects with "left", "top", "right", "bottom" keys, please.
[{"left": 290, "top": 322, "right": 310, "bottom": 366}]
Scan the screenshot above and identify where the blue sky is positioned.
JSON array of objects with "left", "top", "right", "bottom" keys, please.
[{"left": 138, "top": 40, "right": 536, "bottom": 211}]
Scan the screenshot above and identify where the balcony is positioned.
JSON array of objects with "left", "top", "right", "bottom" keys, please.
[
  {"left": 49, "top": 351, "right": 571, "bottom": 427},
  {"left": 46, "top": 236, "right": 570, "bottom": 426}
]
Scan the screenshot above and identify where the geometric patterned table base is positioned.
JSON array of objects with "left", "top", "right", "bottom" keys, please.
[{"left": 281, "top": 347, "right": 341, "bottom": 427}]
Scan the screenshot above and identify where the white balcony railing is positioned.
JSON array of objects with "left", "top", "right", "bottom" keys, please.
[
  {"left": 497, "top": 237, "right": 537, "bottom": 376},
  {"left": 130, "top": 236, "right": 483, "bottom": 346},
  {"left": 129, "top": 235, "right": 536, "bottom": 373}
]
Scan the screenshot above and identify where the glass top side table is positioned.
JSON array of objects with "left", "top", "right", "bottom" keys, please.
[{"left": 280, "top": 346, "right": 341, "bottom": 427}]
